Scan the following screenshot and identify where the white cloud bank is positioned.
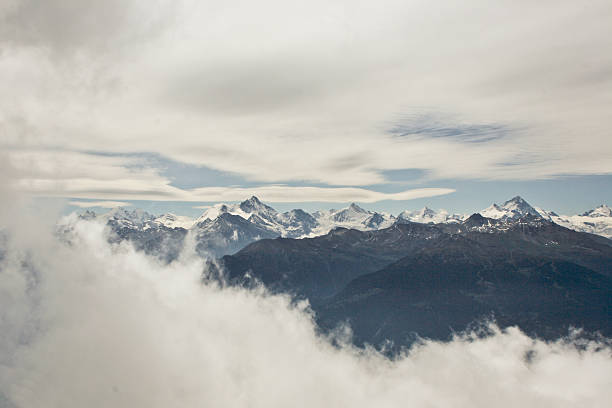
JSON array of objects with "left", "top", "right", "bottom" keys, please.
[
  {"left": 1, "top": 0, "right": 611, "bottom": 199},
  {"left": 0, "top": 204, "right": 610, "bottom": 407}
]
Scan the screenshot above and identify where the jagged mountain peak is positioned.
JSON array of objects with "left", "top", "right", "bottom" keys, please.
[
  {"left": 418, "top": 206, "right": 436, "bottom": 216},
  {"left": 465, "top": 212, "right": 486, "bottom": 222},
  {"left": 70, "top": 195, "right": 612, "bottom": 261},
  {"left": 347, "top": 202, "right": 367, "bottom": 212},
  {"left": 504, "top": 195, "right": 527, "bottom": 204},
  {"left": 105, "top": 207, "right": 155, "bottom": 224},
  {"left": 502, "top": 196, "right": 537, "bottom": 211},
  {"left": 480, "top": 196, "right": 541, "bottom": 220},
  {"left": 195, "top": 197, "right": 278, "bottom": 225},
  {"left": 397, "top": 207, "right": 462, "bottom": 224},
  {"left": 239, "top": 196, "right": 268, "bottom": 211},
  {"left": 196, "top": 204, "right": 231, "bottom": 223},
  {"left": 332, "top": 203, "right": 372, "bottom": 223},
  {"left": 153, "top": 213, "right": 194, "bottom": 229},
  {"left": 582, "top": 204, "right": 612, "bottom": 217},
  {"left": 462, "top": 213, "right": 490, "bottom": 228}
]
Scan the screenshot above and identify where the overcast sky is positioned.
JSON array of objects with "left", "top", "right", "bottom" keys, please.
[{"left": 1, "top": 0, "right": 611, "bottom": 215}]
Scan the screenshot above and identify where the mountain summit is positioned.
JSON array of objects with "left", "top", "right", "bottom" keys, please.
[
  {"left": 70, "top": 195, "right": 612, "bottom": 262},
  {"left": 398, "top": 207, "right": 463, "bottom": 224},
  {"left": 582, "top": 204, "right": 612, "bottom": 218},
  {"left": 332, "top": 203, "right": 369, "bottom": 222},
  {"left": 239, "top": 196, "right": 270, "bottom": 213},
  {"left": 480, "top": 196, "right": 542, "bottom": 220}
]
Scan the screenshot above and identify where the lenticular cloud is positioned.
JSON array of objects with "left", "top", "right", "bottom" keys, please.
[{"left": 0, "top": 217, "right": 610, "bottom": 408}]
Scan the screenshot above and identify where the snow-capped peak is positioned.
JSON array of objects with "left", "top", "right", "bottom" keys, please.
[
  {"left": 195, "top": 196, "right": 280, "bottom": 225},
  {"left": 398, "top": 207, "right": 464, "bottom": 224},
  {"left": 302, "top": 203, "right": 395, "bottom": 236},
  {"left": 239, "top": 196, "right": 278, "bottom": 219},
  {"left": 348, "top": 203, "right": 368, "bottom": 213},
  {"left": 502, "top": 196, "right": 538, "bottom": 213},
  {"left": 239, "top": 196, "right": 264, "bottom": 210},
  {"left": 332, "top": 203, "right": 371, "bottom": 223},
  {"left": 550, "top": 204, "right": 612, "bottom": 239},
  {"left": 103, "top": 207, "right": 155, "bottom": 226},
  {"left": 153, "top": 213, "right": 194, "bottom": 229},
  {"left": 480, "top": 196, "right": 541, "bottom": 220},
  {"left": 581, "top": 204, "right": 612, "bottom": 218},
  {"left": 196, "top": 204, "right": 235, "bottom": 223},
  {"left": 63, "top": 196, "right": 612, "bottom": 251}
]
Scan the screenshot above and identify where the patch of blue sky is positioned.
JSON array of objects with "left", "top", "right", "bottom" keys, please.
[
  {"left": 61, "top": 174, "right": 612, "bottom": 217},
  {"left": 362, "top": 175, "right": 612, "bottom": 216},
  {"left": 73, "top": 152, "right": 612, "bottom": 217}
]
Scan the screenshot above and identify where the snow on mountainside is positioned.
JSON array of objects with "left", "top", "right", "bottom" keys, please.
[
  {"left": 193, "top": 212, "right": 277, "bottom": 257},
  {"left": 549, "top": 205, "right": 612, "bottom": 239},
  {"left": 477, "top": 197, "right": 612, "bottom": 239},
  {"left": 101, "top": 207, "right": 156, "bottom": 228},
  {"left": 97, "top": 207, "right": 194, "bottom": 230},
  {"left": 582, "top": 204, "right": 612, "bottom": 218},
  {"left": 64, "top": 196, "right": 611, "bottom": 260},
  {"left": 310, "top": 203, "right": 396, "bottom": 236},
  {"left": 196, "top": 196, "right": 295, "bottom": 236},
  {"left": 196, "top": 204, "right": 249, "bottom": 223},
  {"left": 479, "top": 196, "right": 542, "bottom": 220},
  {"left": 398, "top": 207, "right": 464, "bottom": 224},
  {"left": 196, "top": 198, "right": 395, "bottom": 239},
  {"left": 153, "top": 213, "right": 194, "bottom": 229},
  {"left": 66, "top": 198, "right": 402, "bottom": 257},
  {"left": 276, "top": 209, "right": 319, "bottom": 236}
]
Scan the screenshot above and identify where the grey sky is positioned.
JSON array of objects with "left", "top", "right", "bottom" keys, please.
[{"left": 1, "top": 0, "right": 611, "bottom": 211}]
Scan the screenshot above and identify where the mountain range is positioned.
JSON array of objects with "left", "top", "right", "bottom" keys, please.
[
  {"left": 214, "top": 210, "right": 612, "bottom": 349},
  {"left": 67, "top": 196, "right": 612, "bottom": 261},
  {"left": 59, "top": 195, "right": 612, "bottom": 350}
]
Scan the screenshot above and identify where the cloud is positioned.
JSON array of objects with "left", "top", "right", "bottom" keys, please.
[
  {"left": 187, "top": 186, "right": 456, "bottom": 203},
  {"left": 6, "top": 149, "right": 455, "bottom": 203},
  {"left": 1, "top": 0, "right": 611, "bottom": 192},
  {"left": 0, "top": 0, "right": 172, "bottom": 53},
  {"left": 68, "top": 201, "right": 132, "bottom": 208},
  {"left": 0, "top": 210, "right": 610, "bottom": 407},
  {"left": 26, "top": 179, "right": 455, "bottom": 203}
]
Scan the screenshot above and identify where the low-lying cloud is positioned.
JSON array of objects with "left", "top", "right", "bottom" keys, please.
[{"left": 0, "top": 206, "right": 610, "bottom": 407}]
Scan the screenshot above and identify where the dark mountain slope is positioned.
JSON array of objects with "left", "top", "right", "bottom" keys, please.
[
  {"left": 215, "top": 215, "right": 612, "bottom": 348},
  {"left": 458, "top": 214, "right": 612, "bottom": 276},
  {"left": 217, "top": 216, "right": 612, "bottom": 302},
  {"left": 317, "top": 234, "right": 611, "bottom": 347},
  {"left": 216, "top": 222, "right": 452, "bottom": 301}
]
